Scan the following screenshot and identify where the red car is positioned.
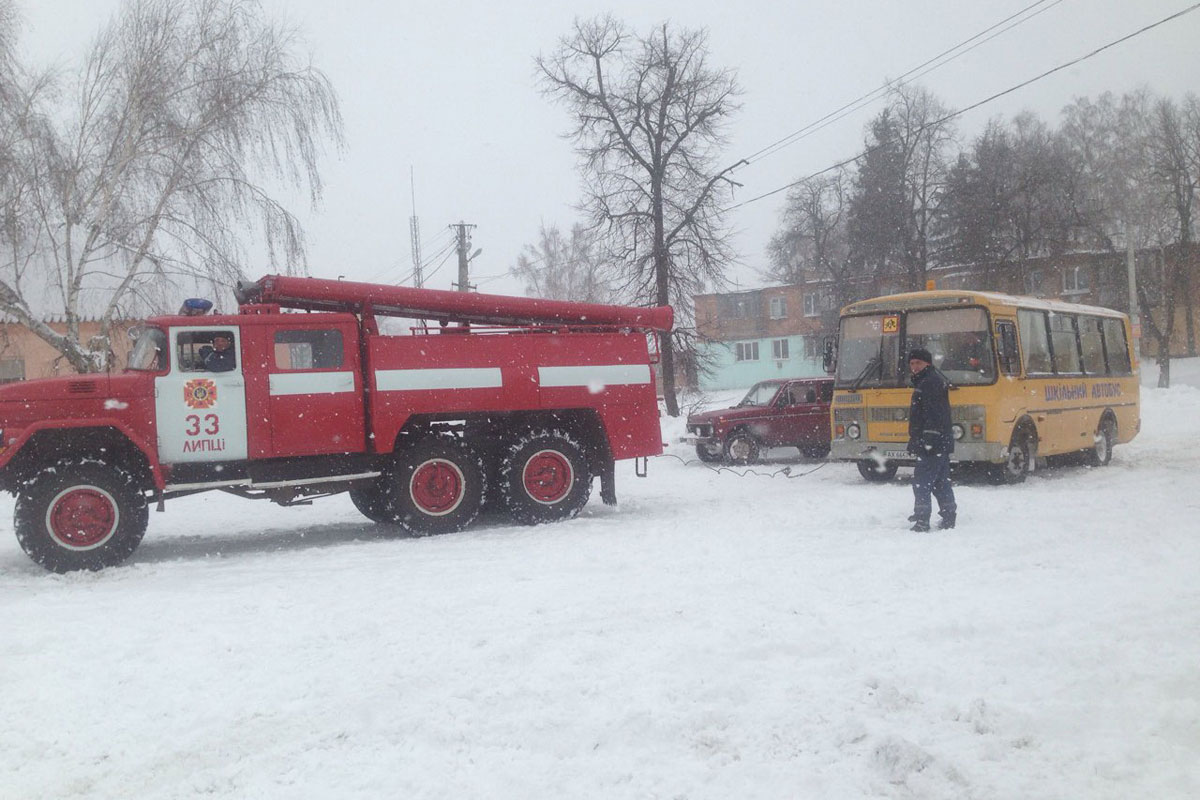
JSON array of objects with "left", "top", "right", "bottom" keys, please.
[{"left": 680, "top": 377, "right": 834, "bottom": 464}]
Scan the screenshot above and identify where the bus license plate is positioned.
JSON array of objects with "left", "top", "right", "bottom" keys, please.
[{"left": 882, "top": 450, "right": 909, "bottom": 459}]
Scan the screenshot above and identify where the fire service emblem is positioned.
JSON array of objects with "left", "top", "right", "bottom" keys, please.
[{"left": 183, "top": 378, "right": 218, "bottom": 409}]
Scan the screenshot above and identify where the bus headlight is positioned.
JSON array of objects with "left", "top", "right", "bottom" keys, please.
[
  {"left": 952, "top": 424, "right": 965, "bottom": 441},
  {"left": 847, "top": 423, "right": 861, "bottom": 440}
]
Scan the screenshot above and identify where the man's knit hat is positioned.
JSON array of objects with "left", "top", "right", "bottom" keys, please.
[{"left": 908, "top": 347, "right": 934, "bottom": 365}]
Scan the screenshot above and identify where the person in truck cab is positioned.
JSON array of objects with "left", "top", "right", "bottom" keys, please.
[{"left": 204, "top": 334, "right": 236, "bottom": 372}]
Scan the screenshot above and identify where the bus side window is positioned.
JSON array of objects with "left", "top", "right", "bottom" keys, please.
[
  {"left": 1049, "top": 313, "right": 1082, "bottom": 374},
  {"left": 1079, "top": 316, "right": 1107, "bottom": 374},
  {"left": 995, "top": 320, "right": 1019, "bottom": 375},
  {"left": 1018, "top": 309, "right": 1052, "bottom": 374},
  {"left": 1101, "top": 318, "right": 1132, "bottom": 375}
]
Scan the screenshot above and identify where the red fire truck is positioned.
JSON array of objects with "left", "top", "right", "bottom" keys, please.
[{"left": 0, "top": 276, "right": 672, "bottom": 572}]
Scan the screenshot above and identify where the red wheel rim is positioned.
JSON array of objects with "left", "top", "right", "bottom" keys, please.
[
  {"left": 523, "top": 449, "right": 574, "bottom": 504},
  {"left": 46, "top": 486, "right": 119, "bottom": 550},
  {"left": 409, "top": 459, "right": 465, "bottom": 516}
]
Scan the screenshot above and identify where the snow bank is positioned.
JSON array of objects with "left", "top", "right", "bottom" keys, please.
[{"left": 0, "top": 365, "right": 1197, "bottom": 798}]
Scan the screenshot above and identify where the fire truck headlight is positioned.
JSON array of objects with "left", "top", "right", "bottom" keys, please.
[
  {"left": 847, "top": 423, "right": 861, "bottom": 440},
  {"left": 952, "top": 424, "right": 965, "bottom": 441}
]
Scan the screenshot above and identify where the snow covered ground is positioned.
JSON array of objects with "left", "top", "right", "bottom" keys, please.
[{"left": 2, "top": 361, "right": 1199, "bottom": 799}]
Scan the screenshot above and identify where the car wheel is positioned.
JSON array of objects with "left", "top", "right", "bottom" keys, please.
[
  {"left": 724, "top": 431, "right": 761, "bottom": 465},
  {"left": 695, "top": 444, "right": 722, "bottom": 463},
  {"left": 857, "top": 459, "right": 898, "bottom": 482},
  {"left": 14, "top": 459, "right": 149, "bottom": 572}
]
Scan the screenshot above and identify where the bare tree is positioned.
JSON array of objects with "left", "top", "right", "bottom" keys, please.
[
  {"left": 766, "top": 168, "right": 862, "bottom": 308},
  {"left": 0, "top": 0, "right": 343, "bottom": 373},
  {"left": 848, "top": 85, "right": 957, "bottom": 291},
  {"left": 537, "top": 16, "right": 741, "bottom": 416},
  {"left": 510, "top": 222, "right": 612, "bottom": 303}
]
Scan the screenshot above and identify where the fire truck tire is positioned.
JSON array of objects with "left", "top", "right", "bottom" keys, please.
[
  {"left": 14, "top": 459, "right": 149, "bottom": 573},
  {"left": 348, "top": 482, "right": 393, "bottom": 524},
  {"left": 500, "top": 429, "right": 591, "bottom": 525},
  {"left": 387, "top": 437, "right": 485, "bottom": 536}
]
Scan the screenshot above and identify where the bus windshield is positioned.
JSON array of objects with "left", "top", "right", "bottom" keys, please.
[
  {"left": 907, "top": 307, "right": 995, "bottom": 385},
  {"left": 835, "top": 315, "right": 901, "bottom": 389},
  {"left": 126, "top": 326, "right": 167, "bottom": 371}
]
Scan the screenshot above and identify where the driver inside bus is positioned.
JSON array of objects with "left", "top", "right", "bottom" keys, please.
[{"left": 945, "top": 332, "right": 989, "bottom": 373}]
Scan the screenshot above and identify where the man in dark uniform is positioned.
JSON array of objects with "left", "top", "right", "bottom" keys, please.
[
  {"left": 203, "top": 334, "right": 237, "bottom": 372},
  {"left": 907, "top": 347, "right": 957, "bottom": 531}
]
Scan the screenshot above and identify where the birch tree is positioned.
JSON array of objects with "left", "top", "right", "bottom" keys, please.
[
  {"left": 0, "top": 0, "right": 342, "bottom": 372},
  {"left": 537, "top": 16, "right": 741, "bottom": 416}
]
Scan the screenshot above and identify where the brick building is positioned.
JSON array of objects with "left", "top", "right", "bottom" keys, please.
[{"left": 0, "top": 319, "right": 137, "bottom": 383}]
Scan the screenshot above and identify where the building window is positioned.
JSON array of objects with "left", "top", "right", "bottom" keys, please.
[
  {"left": 804, "top": 337, "right": 820, "bottom": 359},
  {"left": 735, "top": 341, "right": 759, "bottom": 362},
  {"left": 769, "top": 296, "right": 787, "bottom": 319},
  {"left": 1024, "top": 268, "right": 1042, "bottom": 295},
  {"left": 804, "top": 292, "right": 824, "bottom": 317},
  {"left": 717, "top": 293, "right": 755, "bottom": 320},
  {"left": 0, "top": 358, "right": 24, "bottom": 384},
  {"left": 1063, "top": 265, "right": 1090, "bottom": 294},
  {"left": 772, "top": 339, "right": 789, "bottom": 359}
]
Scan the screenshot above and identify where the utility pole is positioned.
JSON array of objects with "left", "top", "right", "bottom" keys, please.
[
  {"left": 409, "top": 167, "right": 423, "bottom": 288},
  {"left": 1126, "top": 224, "right": 1140, "bottom": 353},
  {"left": 450, "top": 221, "right": 477, "bottom": 292}
]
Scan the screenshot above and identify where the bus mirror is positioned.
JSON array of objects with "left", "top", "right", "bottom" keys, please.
[{"left": 822, "top": 338, "right": 836, "bottom": 374}]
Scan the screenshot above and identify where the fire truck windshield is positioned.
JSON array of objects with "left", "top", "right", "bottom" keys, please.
[{"left": 127, "top": 326, "right": 167, "bottom": 371}]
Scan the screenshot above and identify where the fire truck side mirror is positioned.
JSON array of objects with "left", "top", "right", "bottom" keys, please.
[{"left": 822, "top": 338, "right": 836, "bottom": 374}]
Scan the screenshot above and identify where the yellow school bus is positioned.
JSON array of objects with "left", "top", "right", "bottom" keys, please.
[{"left": 828, "top": 290, "right": 1139, "bottom": 483}]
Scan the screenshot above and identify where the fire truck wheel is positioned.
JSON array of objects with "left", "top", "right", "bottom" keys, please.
[
  {"left": 349, "top": 482, "right": 393, "bottom": 524},
  {"left": 14, "top": 460, "right": 149, "bottom": 573},
  {"left": 500, "top": 429, "right": 591, "bottom": 525},
  {"left": 387, "top": 437, "right": 485, "bottom": 536}
]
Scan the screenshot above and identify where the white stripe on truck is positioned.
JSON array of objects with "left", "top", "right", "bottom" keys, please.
[
  {"left": 269, "top": 371, "right": 356, "bottom": 396},
  {"left": 537, "top": 364, "right": 651, "bottom": 388},
  {"left": 375, "top": 367, "right": 503, "bottom": 391}
]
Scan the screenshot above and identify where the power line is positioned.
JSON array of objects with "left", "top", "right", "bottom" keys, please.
[
  {"left": 744, "top": 0, "right": 1066, "bottom": 165},
  {"left": 726, "top": 2, "right": 1200, "bottom": 212}
]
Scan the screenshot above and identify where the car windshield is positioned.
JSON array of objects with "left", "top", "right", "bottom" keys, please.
[
  {"left": 126, "top": 326, "right": 167, "bottom": 371},
  {"left": 737, "top": 381, "right": 782, "bottom": 407},
  {"left": 906, "top": 307, "right": 995, "bottom": 385},
  {"left": 835, "top": 315, "right": 901, "bottom": 389}
]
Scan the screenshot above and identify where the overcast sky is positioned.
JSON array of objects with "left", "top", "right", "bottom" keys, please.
[{"left": 18, "top": 0, "right": 1200, "bottom": 299}]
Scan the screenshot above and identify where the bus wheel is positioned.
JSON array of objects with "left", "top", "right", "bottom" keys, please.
[
  {"left": 857, "top": 459, "right": 898, "bottom": 482},
  {"left": 14, "top": 460, "right": 149, "bottom": 572},
  {"left": 724, "top": 431, "right": 761, "bottom": 465},
  {"left": 1089, "top": 417, "right": 1116, "bottom": 467},
  {"left": 990, "top": 428, "right": 1034, "bottom": 484},
  {"left": 501, "top": 429, "right": 591, "bottom": 525},
  {"left": 387, "top": 437, "right": 485, "bottom": 536}
]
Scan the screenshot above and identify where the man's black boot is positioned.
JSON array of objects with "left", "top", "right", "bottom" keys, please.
[
  {"left": 910, "top": 519, "right": 931, "bottom": 532},
  {"left": 907, "top": 513, "right": 922, "bottom": 522},
  {"left": 938, "top": 513, "right": 956, "bottom": 530}
]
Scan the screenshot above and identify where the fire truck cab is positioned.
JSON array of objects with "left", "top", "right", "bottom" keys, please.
[{"left": 0, "top": 275, "right": 672, "bottom": 572}]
